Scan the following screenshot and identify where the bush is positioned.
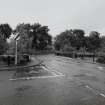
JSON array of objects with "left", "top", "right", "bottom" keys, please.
[
  {"left": 62, "top": 44, "right": 75, "bottom": 52},
  {"left": 0, "top": 55, "right": 15, "bottom": 65},
  {"left": 96, "top": 55, "right": 105, "bottom": 63},
  {"left": 18, "top": 54, "right": 30, "bottom": 65},
  {"left": 0, "top": 54, "right": 30, "bottom": 66}
]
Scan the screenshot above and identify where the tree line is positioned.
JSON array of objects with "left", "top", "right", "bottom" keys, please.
[
  {"left": 0, "top": 23, "right": 105, "bottom": 57},
  {"left": 54, "top": 29, "right": 105, "bottom": 54},
  {"left": 0, "top": 23, "right": 52, "bottom": 55}
]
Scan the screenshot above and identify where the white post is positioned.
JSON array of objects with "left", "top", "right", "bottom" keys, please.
[{"left": 15, "top": 40, "right": 17, "bottom": 65}]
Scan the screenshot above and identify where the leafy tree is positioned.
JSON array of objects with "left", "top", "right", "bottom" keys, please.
[
  {"left": 0, "top": 37, "right": 8, "bottom": 54},
  {"left": 0, "top": 24, "right": 12, "bottom": 40},
  {"left": 100, "top": 36, "right": 105, "bottom": 49},
  {"left": 7, "top": 38, "right": 16, "bottom": 54},
  {"left": 14, "top": 23, "right": 32, "bottom": 54},
  {"left": 54, "top": 29, "right": 85, "bottom": 51},
  {"left": 62, "top": 44, "right": 75, "bottom": 52},
  {"left": 54, "top": 30, "right": 74, "bottom": 51},
  {"left": 31, "top": 24, "right": 52, "bottom": 50},
  {"left": 88, "top": 31, "right": 100, "bottom": 52},
  {"left": 72, "top": 29, "right": 85, "bottom": 50},
  {"left": 88, "top": 31, "right": 101, "bottom": 61},
  {"left": 14, "top": 23, "right": 52, "bottom": 54},
  {"left": 97, "top": 36, "right": 105, "bottom": 54},
  {"left": 0, "top": 24, "right": 12, "bottom": 54}
]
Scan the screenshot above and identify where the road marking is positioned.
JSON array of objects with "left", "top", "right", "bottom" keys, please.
[
  {"left": 100, "top": 93, "right": 105, "bottom": 98},
  {"left": 9, "top": 75, "right": 65, "bottom": 81},
  {"left": 51, "top": 69, "right": 64, "bottom": 76},
  {"left": 85, "top": 85, "right": 98, "bottom": 95},
  {"left": 9, "top": 65, "right": 65, "bottom": 81},
  {"left": 85, "top": 85, "right": 105, "bottom": 98},
  {"left": 41, "top": 66, "right": 57, "bottom": 76},
  {"left": 42, "top": 66, "right": 65, "bottom": 76},
  {"left": 85, "top": 85, "right": 93, "bottom": 90},
  {"left": 51, "top": 71, "right": 58, "bottom": 76},
  {"left": 97, "top": 67, "right": 104, "bottom": 71}
]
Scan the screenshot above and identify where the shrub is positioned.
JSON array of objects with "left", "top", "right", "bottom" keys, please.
[
  {"left": 18, "top": 54, "right": 30, "bottom": 65},
  {"left": 62, "top": 44, "right": 75, "bottom": 52},
  {"left": 96, "top": 55, "right": 105, "bottom": 63},
  {"left": 0, "top": 54, "right": 30, "bottom": 66}
]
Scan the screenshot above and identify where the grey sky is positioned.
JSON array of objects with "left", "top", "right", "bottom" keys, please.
[{"left": 0, "top": 0, "right": 105, "bottom": 36}]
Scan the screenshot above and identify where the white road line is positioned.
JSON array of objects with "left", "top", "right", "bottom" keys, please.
[
  {"left": 53, "top": 70, "right": 64, "bottom": 75},
  {"left": 51, "top": 71, "right": 58, "bottom": 76},
  {"left": 97, "top": 67, "right": 104, "bottom": 71},
  {"left": 85, "top": 85, "right": 93, "bottom": 90},
  {"left": 85, "top": 85, "right": 105, "bottom": 98},
  {"left": 42, "top": 66, "right": 57, "bottom": 76},
  {"left": 42, "top": 66, "right": 55, "bottom": 74},
  {"left": 9, "top": 75, "right": 65, "bottom": 81},
  {"left": 9, "top": 65, "right": 65, "bottom": 81},
  {"left": 85, "top": 85, "right": 98, "bottom": 95},
  {"left": 100, "top": 93, "right": 105, "bottom": 98},
  {"left": 42, "top": 66, "right": 65, "bottom": 76}
]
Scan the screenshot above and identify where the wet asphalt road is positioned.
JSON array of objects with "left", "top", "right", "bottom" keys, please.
[{"left": 0, "top": 54, "right": 105, "bottom": 105}]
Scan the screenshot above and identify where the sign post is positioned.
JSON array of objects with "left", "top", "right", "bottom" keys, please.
[
  {"left": 15, "top": 40, "right": 17, "bottom": 65},
  {"left": 14, "top": 33, "right": 20, "bottom": 65}
]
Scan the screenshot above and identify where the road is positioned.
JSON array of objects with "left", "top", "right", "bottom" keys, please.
[{"left": 0, "top": 54, "right": 105, "bottom": 105}]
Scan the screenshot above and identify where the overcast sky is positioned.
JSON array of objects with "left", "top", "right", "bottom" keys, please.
[{"left": 0, "top": 0, "right": 105, "bottom": 36}]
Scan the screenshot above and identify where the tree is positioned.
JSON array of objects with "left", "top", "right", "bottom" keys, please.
[
  {"left": 88, "top": 31, "right": 100, "bottom": 52},
  {"left": 54, "top": 30, "right": 74, "bottom": 51},
  {"left": 8, "top": 38, "right": 16, "bottom": 54},
  {"left": 88, "top": 31, "right": 101, "bottom": 61},
  {"left": 72, "top": 29, "right": 85, "bottom": 50},
  {"left": 13, "top": 23, "right": 52, "bottom": 54},
  {"left": 31, "top": 24, "right": 52, "bottom": 50},
  {"left": 0, "top": 37, "right": 8, "bottom": 54},
  {"left": 14, "top": 23, "right": 32, "bottom": 54},
  {"left": 100, "top": 36, "right": 105, "bottom": 48},
  {"left": 96, "top": 36, "right": 105, "bottom": 54},
  {"left": 0, "top": 24, "right": 12, "bottom": 54},
  {"left": 0, "top": 24, "right": 12, "bottom": 40},
  {"left": 54, "top": 29, "right": 85, "bottom": 52}
]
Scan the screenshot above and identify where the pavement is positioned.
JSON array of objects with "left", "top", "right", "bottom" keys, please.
[{"left": 0, "top": 54, "right": 105, "bottom": 105}]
